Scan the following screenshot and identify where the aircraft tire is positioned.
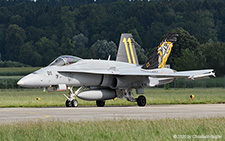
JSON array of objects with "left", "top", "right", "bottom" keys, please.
[
  {"left": 71, "top": 99, "right": 78, "bottom": 107},
  {"left": 65, "top": 100, "right": 72, "bottom": 107},
  {"left": 96, "top": 100, "right": 105, "bottom": 107},
  {"left": 137, "top": 95, "right": 146, "bottom": 106}
]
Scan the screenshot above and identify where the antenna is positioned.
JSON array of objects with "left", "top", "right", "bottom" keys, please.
[{"left": 108, "top": 55, "right": 111, "bottom": 61}]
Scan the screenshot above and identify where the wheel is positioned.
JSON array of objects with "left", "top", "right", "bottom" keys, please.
[
  {"left": 65, "top": 100, "right": 72, "bottom": 107},
  {"left": 137, "top": 95, "right": 146, "bottom": 106},
  {"left": 96, "top": 100, "right": 105, "bottom": 107},
  {"left": 71, "top": 99, "right": 78, "bottom": 107}
]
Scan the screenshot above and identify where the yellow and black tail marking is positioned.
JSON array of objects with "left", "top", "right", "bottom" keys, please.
[
  {"left": 142, "top": 32, "right": 178, "bottom": 69},
  {"left": 122, "top": 37, "right": 137, "bottom": 64},
  {"left": 116, "top": 34, "right": 139, "bottom": 65}
]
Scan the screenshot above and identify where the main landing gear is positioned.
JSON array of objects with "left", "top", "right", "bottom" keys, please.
[
  {"left": 118, "top": 89, "right": 147, "bottom": 107},
  {"left": 64, "top": 86, "right": 84, "bottom": 107},
  {"left": 96, "top": 100, "right": 105, "bottom": 107},
  {"left": 137, "top": 95, "right": 146, "bottom": 106}
]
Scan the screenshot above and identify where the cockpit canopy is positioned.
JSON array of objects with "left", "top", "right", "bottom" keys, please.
[{"left": 49, "top": 55, "right": 82, "bottom": 66}]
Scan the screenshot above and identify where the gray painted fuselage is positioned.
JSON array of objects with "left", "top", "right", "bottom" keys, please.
[{"left": 18, "top": 59, "right": 175, "bottom": 89}]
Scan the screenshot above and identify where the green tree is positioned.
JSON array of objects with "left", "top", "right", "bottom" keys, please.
[
  {"left": 72, "top": 33, "right": 89, "bottom": 58},
  {"left": 60, "top": 6, "right": 78, "bottom": 38},
  {"left": 90, "top": 40, "right": 117, "bottom": 60},
  {"left": 173, "top": 48, "right": 198, "bottom": 71},
  {"left": 19, "top": 42, "right": 34, "bottom": 65},
  {"left": 59, "top": 37, "right": 76, "bottom": 56},
  {"left": 30, "top": 51, "right": 42, "bottom": 66},
  {"left": 5, "top": 24, "right": 26, "bottom": 61},
  {"left": 198, "top": 42, "right": 225, "bottom": 76},
  {"left": 35, "top": 37, "right": 59, "bottom": 65},
  {"left": 148, "top": 21, "right": 168, "bottom": 49},
  {"left": 168, "top": 28, "right": 200, "bottom": 68},
  {"left": 72, "top": 33, "right": 88, "bottom": 49},
  {"left": 194, "top": 10, "right": 217, "bottom": 43},
  {"left": 10, "top": 15, "right": 24, "bottom": 27},
  {"left": 134, "top": 41, "right": 147, "bottom": 64},
  {"left": 1, "top": 0, "right": 225, "bottom": 71},
  {"left": 0, "top": 24, "right": 5, "bottom": 58},
  {"left": 26, "top": 26, "right": 44, "bottom": 43},
  {"left": 128, "top": 29, "right": 142, "bottom": 46}
]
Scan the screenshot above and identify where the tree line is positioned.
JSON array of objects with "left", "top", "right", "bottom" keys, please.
[{"left": 0, "top": 0, "right": 225, "bottom": 76}]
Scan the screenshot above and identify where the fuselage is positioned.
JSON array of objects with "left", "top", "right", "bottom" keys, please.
[{"left": 17, "top": 58, "right": 176, "bottom": 89}]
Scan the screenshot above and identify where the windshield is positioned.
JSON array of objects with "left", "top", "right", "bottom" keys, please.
[{"left": 49, "top": 55, "right": 81, "bottom": 66}]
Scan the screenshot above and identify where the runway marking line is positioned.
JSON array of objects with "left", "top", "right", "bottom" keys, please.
[
  {"left": 0, "top": 110, "right": 51, "bottom": 120},
  {"left": 24, "top": 112, "right": 51, "bottom": 120}
]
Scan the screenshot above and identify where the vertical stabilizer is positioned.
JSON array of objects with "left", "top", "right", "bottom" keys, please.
[
  {"left": 116, "top": 34, "right": 139, "bottom": 65},
  {"left": 142, "top": 32, "right": 178, "bottom": 69}
]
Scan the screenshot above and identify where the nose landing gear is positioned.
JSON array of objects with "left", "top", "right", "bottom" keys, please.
[
  {"left": 64, "top": 86, "right": 84, "bottom": 107},
  {"left": 65, "top": 99, "right": 78, "bottom": 107}
]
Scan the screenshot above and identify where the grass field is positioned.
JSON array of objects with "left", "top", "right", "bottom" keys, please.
[
  {"left": 0, "top": 88, "right": 224, "bottom": 140},
  {"left": 0, "top": 76, "right": 23, "bottom": 79},
  {"left": 0, "top": 67, "right": 40, "bottom": 76},
  {"left": 0, "top": 117, "right": 224, "bottom": 140},
  {"left": 0, "top": 88, "right": 224, "bottom": 107}
]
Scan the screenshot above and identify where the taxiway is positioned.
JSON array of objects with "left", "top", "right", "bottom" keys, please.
[{"left": 0, "top": 104, "right": 224, "bottom": 123}]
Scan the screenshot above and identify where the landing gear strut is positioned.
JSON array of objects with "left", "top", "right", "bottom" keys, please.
[
  {"left": 64, "top": 86, "right": 84, "bottom": 107},
  {"left": 96, "top": 100, "right": 105, "bottom": 107}
]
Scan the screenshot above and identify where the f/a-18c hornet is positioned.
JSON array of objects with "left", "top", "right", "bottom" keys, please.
[{"left": 17, "top": 33, "right": 215, "bottom": 107}]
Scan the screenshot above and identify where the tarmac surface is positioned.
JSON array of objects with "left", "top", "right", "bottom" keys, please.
[{"left": 0, "top": 104, "right": 224, "bottom": 123}]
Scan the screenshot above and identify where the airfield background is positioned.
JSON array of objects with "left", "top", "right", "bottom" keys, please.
[{"left": 0, "top": 0, "right": 225, "bottom": 89}]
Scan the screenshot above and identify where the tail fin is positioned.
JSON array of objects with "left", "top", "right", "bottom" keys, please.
[
  {"left": 142, "top": 32, "right": 178, "bottom": 69},
  {"left": 116, "top": 33, "right": 139, "bottom": 65}
]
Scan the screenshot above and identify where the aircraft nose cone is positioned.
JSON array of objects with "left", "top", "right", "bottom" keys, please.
[
  {"left": 17, "top": 80, "right": 24, "bottom": 86},
  {"left": 17, "top": 73, "right": 42, "bottom": 87}
]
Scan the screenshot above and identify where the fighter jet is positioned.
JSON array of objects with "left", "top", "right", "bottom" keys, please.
[{"left": 17, "top": 33, "right": 215, "bottom": 107}]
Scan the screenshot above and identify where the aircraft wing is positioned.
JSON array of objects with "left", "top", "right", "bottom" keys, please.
[
  {"left": 120, "top": 69, "right": 215, "bottom": 80},
  {"left": 173, "top": 69, "right": 216, "bottom": 80},
  {"left": 58, "top": 69, "right": 215, "bottom": 80}
]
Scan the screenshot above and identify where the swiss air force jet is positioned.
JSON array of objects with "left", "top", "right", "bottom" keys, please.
[{"left": 17, "top": 33, "right": 215, "bottom": 107}]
